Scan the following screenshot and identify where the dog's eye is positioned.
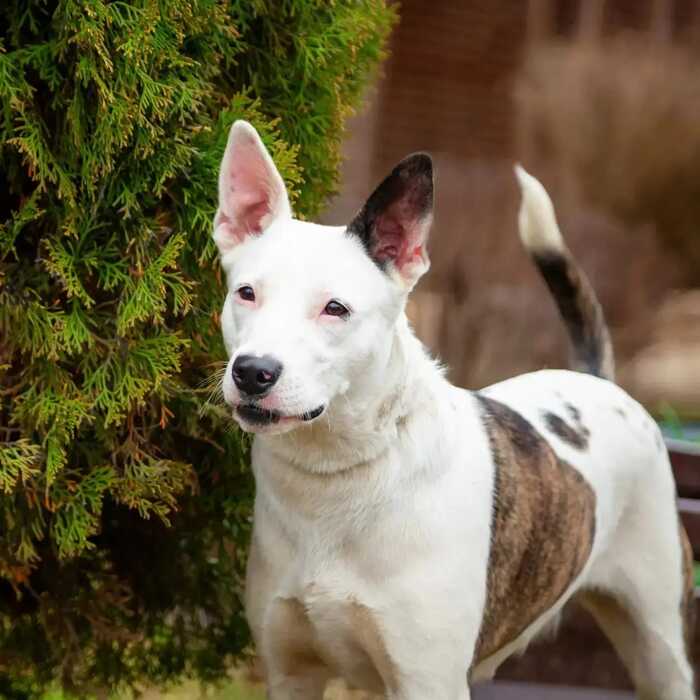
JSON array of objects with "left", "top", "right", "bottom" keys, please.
[
  {"left": 237, "top": 285, "right": 255, "bottom": 302},
  {"left": 323, "top": 300, "right": 350, "bottom": 317}
]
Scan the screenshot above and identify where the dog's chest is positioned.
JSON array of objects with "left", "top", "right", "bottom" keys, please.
[{"left": 254, "top": 451, "right": 476, "bottom": 693}]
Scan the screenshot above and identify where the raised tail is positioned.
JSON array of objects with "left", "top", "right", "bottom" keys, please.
[{"left": 514, "top": 165, "right": 615, "bottom": 381}]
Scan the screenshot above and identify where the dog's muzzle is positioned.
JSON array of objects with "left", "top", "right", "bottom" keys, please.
[{"left": 236, "top": 404, "right": 325, "bottom": 426}]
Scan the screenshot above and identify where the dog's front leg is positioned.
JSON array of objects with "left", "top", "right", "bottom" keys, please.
[
  {"left": 263, "top": 596, "right": 332, "bottom": 700},
  {"left": 387, "top": 667, "right": 471, "bottom": 700},
  {"left": 393, "top": 690, "right": 471, "bottom": 700},
  {"left": 389, "top": 686, "right": 470, "bottom": 700},
  {"left": 266, "top": 670, "right": 329, "bottom": 700},
  {"left": 380, "top": 625, "right": 475, "bottom": 700}
]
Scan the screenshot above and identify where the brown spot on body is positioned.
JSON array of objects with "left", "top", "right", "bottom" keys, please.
[
  {"left": 543, "top": 410, "right": 590, "bottom": 450},
  {"left": 565, "top": 403, "right": 582, "bottom": 422},
  {"left": 474, "top": 395, "right": 596, "bottom": 664}
]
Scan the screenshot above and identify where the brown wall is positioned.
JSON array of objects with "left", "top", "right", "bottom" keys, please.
[{"left": 323, "top": 0, "right": 699, "bottom": 408}]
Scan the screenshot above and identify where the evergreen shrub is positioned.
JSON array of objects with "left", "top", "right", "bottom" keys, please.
[{"left": 0, "top": 1, "right": 394, "bottom": 694}]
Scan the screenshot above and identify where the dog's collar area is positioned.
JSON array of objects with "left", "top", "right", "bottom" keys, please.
[{"left": 236, "top": 403, "right": 325, "bottom": 426}]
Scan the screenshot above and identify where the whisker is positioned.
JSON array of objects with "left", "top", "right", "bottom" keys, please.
[{"left": 199, "top": 364, "right": 228, "bottom": 418}]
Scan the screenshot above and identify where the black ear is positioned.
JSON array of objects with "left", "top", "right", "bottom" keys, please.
[{"left": 348, "top": 153, "right": 434, "bottom": 285}]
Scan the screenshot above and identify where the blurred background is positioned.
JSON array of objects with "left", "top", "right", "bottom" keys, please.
[
  {"left": 2, "top": 1, "right": 699, "bottom": 697},
  {"left": 324, "top": 0, "right": 700, "bottom": 419}
]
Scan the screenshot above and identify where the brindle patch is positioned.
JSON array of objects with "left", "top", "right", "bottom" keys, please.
[
  {"left": 543, "top": 411, "right": 590, "bottom": 450},
  {"left": 474, "top": 395, "right": 596, "bottom": 664}
]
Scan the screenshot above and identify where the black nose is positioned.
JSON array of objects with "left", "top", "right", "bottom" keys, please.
[{"left": 232, "top": 355, "right": 282, "bottom": 396}]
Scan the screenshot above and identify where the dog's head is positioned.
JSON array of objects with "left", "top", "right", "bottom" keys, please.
[{"left": 214, "top": 121, "right": 433, "bottom": 434}]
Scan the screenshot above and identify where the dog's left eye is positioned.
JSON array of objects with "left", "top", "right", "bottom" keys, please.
[
  {"left": 237, "top": 285, "right": 255, "bottom": 302},
  {"left": 322, "top": 300, "right": 350, "bottom": 317}
]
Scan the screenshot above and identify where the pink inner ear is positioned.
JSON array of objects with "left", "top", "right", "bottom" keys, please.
[
  {"left": 229, "top": 184, "right": 271, "bottom": 238},
  {"left": 373, "top": 217, "right": 403, "bottom": 263},
  {"left": 219, "top": 135, "right": 280, "bottom": 244},
  {"left": 373, "top": 207, "right": 425, "bottom": 270}
]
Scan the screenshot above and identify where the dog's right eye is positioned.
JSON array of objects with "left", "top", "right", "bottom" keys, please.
[
  {"left": 237, "top": 286, "right": 255, "bottom": 302},
  {"left": 322, "top": 300, "right": 350, "bottom": 317}
]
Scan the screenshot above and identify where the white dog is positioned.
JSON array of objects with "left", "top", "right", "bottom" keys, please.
[{"left": 213, "top": 121, "right": 695, "bottom": 700}]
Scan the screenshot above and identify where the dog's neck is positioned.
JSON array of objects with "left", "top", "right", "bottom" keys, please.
[{"left": 257, "top": 313, "right": 445, "bottom": 474}]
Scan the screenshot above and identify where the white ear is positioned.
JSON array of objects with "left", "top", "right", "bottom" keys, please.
[{"left": 213, "top": 121, "right": 291, "bottom": 255}]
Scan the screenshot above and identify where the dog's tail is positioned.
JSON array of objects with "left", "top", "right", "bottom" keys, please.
[{"left": 514, "top": 166, "right": 615, "bottom": 381}]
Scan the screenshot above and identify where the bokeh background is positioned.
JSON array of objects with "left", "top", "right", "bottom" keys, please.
[
  {"left": 324, "top": 0, "right": 700, "bottom": 418},
  {"left": 2, "top": 1, "right": 699, "bottom": 697}
]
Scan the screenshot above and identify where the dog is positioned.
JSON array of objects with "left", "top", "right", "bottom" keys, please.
[{"left": 213, "top": 120, "right": 696, "bottom": 700}]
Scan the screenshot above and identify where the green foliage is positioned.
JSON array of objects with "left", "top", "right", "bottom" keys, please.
[{"left": 0, "top": 0, "right": 395, "bottom": 695}]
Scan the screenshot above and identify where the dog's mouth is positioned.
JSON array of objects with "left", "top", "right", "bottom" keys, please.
[{"left": 236, "top": 403, "right": 325, "bottom": 427}]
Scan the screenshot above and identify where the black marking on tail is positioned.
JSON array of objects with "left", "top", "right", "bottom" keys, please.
[{"left": 532, "top": 251, "right": 612, "bottom": 381}]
